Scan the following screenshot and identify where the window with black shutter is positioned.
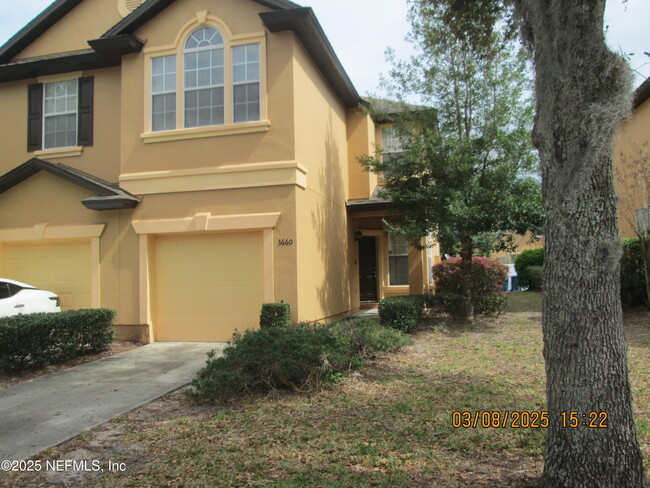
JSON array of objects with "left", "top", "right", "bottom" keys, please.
[{"left": 27, "top": 76, "right": 94, "bottom": 151}]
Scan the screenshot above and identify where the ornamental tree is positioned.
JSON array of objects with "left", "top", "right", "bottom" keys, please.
[{"left": 360, "top": 0, "right": 543, "bottom": 322}]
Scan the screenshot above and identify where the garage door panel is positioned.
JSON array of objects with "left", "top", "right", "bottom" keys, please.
[
  {"left": 1, "top": 241, "right": 91, "bottom": 311},
  {"left": 154, "top": 232, "right": 264, "bottom": 342}
]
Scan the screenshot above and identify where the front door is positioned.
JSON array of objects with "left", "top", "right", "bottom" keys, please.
[{"left": 358, "top": 236, "right": 378, "bottom": 302}]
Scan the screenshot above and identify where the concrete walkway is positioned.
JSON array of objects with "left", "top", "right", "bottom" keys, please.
[{"left": 0, "top": 342, "right": 224, "bottom": 461}]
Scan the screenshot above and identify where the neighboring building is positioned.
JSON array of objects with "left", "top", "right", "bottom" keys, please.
[
  {"left": 0, "top": 0, "right": 437, "bottom": 342},
  {"left": 614, "top": 76, "right": 650, "bottom": 238}
]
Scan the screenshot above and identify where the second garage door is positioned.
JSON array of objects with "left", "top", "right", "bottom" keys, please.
[
  {"left": 153, "top": 232, "right": 264, "bottom": 342},
  {"left": 1, "top": 240, "right": 92, "bottom": 311}
]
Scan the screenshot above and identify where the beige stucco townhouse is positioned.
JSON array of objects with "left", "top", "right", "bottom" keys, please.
[
  {"left": 0, "top": 0, "right": 438, "bottom": 342},
  {"left": 614, "top": 76, "right": 650, "bottom": 239}
]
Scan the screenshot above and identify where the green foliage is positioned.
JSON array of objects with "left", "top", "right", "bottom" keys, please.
[
  {"left": 621, "top": 238, "right": 647, "bottom": 308},
  {"left": 327, "top": 317, "right": 414, "bottom": 359},
  {"left": 259, "top": 302, "right": 291, "bottom": 329},
  {"left": 188, "top": 318, "right": 412, "bottom": 403},
  {"left": 432, "top": 257, "right": 508, "bottom": 317},
  {"left": 378, "top": 296, "right": 424, "bottom": 332},
  {"left": 526, "top": 266, "right": 543, "bottom": 291},
  {"left": 514, "top": 248, "right": 544, "bottom": 289},
  {"left": 0, "top": 309, "right": 116, "bottom": 372},
  {"left": 360, "top": 2, "right": 543, "bottom": 255}
]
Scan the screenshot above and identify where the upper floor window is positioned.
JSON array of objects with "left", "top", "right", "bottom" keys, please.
[
  {"left": 184, "top": 27, "right": 225, "bottom": 128},
  {"left": 27, "top": 77, "right": 93, "bottom": 152},
  {"left": 388, "top": 235, "right": 409, "bottom": 286},
  {"left": 149, "top": 25, "right": 261, "bottom": 133},
  {"left": 381, "top": 126, "right": 404, "bottom": 163}
]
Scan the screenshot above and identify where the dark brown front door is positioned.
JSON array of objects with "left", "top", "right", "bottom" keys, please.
[{"left": 359, "top": 236, "right": 378, "bottom": 302}]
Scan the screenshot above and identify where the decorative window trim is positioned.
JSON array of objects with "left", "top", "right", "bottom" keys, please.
[
  {"left": 142, "top": 14, "right": 267, "bottom": 139},
  {"left": 34, "top": 146, "right": 83, "bottom": 159}
]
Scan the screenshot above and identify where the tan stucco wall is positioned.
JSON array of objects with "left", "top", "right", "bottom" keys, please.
[
  {"left": 0, "top": 172, "right": 140, "bottom": 324},
  {"left": 291, "top": 35, "right": 353, "bottom": 321},
  {"left": 614, "top": 98, "right": 650, "bottom": 238},
  {"left": 346, "top": 108, "right": 378, "bottom": 201},
  {"left": 14, "top": 0, "right": 122, "bottom": 60},
  {"left": 120, "top": 0, "right": 295, "bottom": 175},
  {"left": 0, "top": 67, "right": 122, "bottom": 183}
]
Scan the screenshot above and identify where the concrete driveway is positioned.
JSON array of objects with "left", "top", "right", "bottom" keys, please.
[{"left": 0, "top": 342, "right": 224, "bottom": 461}]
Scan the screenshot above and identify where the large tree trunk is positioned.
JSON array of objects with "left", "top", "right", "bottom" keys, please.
[{"left": 516, "top": 1, "right": 647, "bottom": 486}]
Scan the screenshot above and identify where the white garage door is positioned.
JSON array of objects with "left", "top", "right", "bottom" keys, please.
[
  {"left": 1, "top": 240, "right": 92, "bottom": 310},
  {"left": 153, "top": 232, "right": 264, "bottom": 342}
]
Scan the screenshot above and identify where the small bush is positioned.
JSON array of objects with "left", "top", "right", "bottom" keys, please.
[
  {"left": 432, "top": 257, "right": 509, "bottom": 317},
  {"left": 378, "top": 296, "right": 423, "bottom": 332},
  {"left": 328, "top": 317, "right": 413, "bottom": 358},
  {"left": 260, "top": 302, "right": 291, "bottom": 329},
  {"left": 621, "top": 238, "right": 647, "bottom": 308},
  {"left": 0, "top": 309, "right": 115, "bottom": 372},
  {"left": 526, "top": 266, "right": 543, "bottom": 291},
  {"left": 188, "top": 317, "right": 411, "bottom": 403},
  {"left": 514, "top": 248, "right": 544, "bottom": 289}
]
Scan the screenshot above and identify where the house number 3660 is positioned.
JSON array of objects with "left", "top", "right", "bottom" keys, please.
[{"left": 278, "top": 239, "right": 294, "bottom": 246}]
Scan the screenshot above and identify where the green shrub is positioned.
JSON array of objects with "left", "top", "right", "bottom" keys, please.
[
  {"left": 0, "top": 309, "right": 115, "bottom": 372},
  {"left": 621, "top": 238, "right": 647, "bottom": 308},
  {"left": 514, "top": 248, "right": 544, "bottom": 289},
  {"left": 378, "top": 296, "right": 423, "bottom": 332},
  {"left": 432, "top": 257, "right": 509, "bottom": 317},
  {"left": 328, "top": 317, "right": 413, "bottom": 358},
  {"left": 259, "top": 302, "right": 291, "bottom": 329},
  {"left": 188, "top": 317, "right": 412, "bottom": 403},
  {"left": 526, "top": 266, "right": 543, "bottom": 291}
]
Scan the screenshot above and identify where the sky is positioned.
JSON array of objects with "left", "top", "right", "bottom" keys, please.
[{"left": 1, "top": 0, "right": 649, "bottom": 98}]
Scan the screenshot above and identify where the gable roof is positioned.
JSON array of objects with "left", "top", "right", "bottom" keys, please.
[
  {"left": 0, "top": 158, "right": 140, "bottom": 211},
  {"left": 0, "top": 0, "right": 363, "bottom": 108}
]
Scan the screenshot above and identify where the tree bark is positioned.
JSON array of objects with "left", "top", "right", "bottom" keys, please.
[
  {"left": 516, "top": 1, "right": 647, "bottom": 486},
  {"left": 459, "top": 233, "right": 474, "bottom": 321}
]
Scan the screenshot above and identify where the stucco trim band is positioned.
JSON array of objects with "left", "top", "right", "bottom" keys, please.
[
  {"left": 0, "top": 223, "right": 105, "bottom": 242},
  {"left": 131, "top": 211, "right": 281, "bottom": 235},
  {"left": 120, "top": 161, "right": 308, "bottom": 195}
]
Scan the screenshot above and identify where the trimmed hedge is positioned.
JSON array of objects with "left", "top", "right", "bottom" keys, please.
[
  {"left": 0, "top": 309, "right": 115, "bottom": 372},
  {"left": 378, "top": 296, "right": 424, "bottom": 332},
  {"left": 526, "top": 266, "right": 543, "bottom": 290},
  {"left": 188, "top": 317, "right": 412, "bottom": 403},
  {"left": 260, "top": 302, "right": 291, "bottom": 329},
  {"left": 514, "top": 248, "right": 544, "bottom": 289}
]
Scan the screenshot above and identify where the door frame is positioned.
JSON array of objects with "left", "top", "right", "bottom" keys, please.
[{"left": 356, "top": 229, "right": 384, "bottom": 303}]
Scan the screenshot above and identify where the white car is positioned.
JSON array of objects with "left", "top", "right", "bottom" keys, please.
[{"left": 0, "top": 279, "right": 61, "bottom": 318}]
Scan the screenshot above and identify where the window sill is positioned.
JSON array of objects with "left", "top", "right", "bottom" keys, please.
[
  {"left": 33, "top": 146, "right": 83, "bottom": 159},
  {"left": 141, "top": 120, "right": 270, "bottom": 144}
]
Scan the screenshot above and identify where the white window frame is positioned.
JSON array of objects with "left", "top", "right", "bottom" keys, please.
[
  {"left": 183, "top": 26, "right": 226, "bottom": 129},
  {"left": 382, "top": 126, "right": 404, "bottom": 162},
  {"left": 151, "top": 55, "right": 177, "bottom": 132},
  {"left": 388, "top": 235, "right": 409, "bottom": 286},
  {"left": 232, "top": 43, "right": 261, "bottom": 124},
  {"left": 43, "top": 80, "right": 78, "bottom": 150}
]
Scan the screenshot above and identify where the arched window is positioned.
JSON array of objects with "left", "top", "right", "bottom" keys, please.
[
  {"left": 183, "top": 27, "right": 225, "bottom": 128},
  {"left": 148, "top": 21, "right": 262, "bottom": 134}
]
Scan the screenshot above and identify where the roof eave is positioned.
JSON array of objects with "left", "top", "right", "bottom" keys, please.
[
  {"left": 259, "top": 7, "right": 362, "bottom": 109},
  {"left": 633, "top": 77, "right": 650, "bottom": 110}
]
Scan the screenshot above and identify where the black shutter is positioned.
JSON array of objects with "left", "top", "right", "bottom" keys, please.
[
  {"left": 78, "top": 76, "right": 93, "bottom": 147},
  {"left": 27, "top": 83, "right": 43, "bottom": 152}
]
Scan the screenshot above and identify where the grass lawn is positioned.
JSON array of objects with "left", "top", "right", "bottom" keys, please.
[{"left": 2, "top": 292, "right": 649, "bottom": 487}]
